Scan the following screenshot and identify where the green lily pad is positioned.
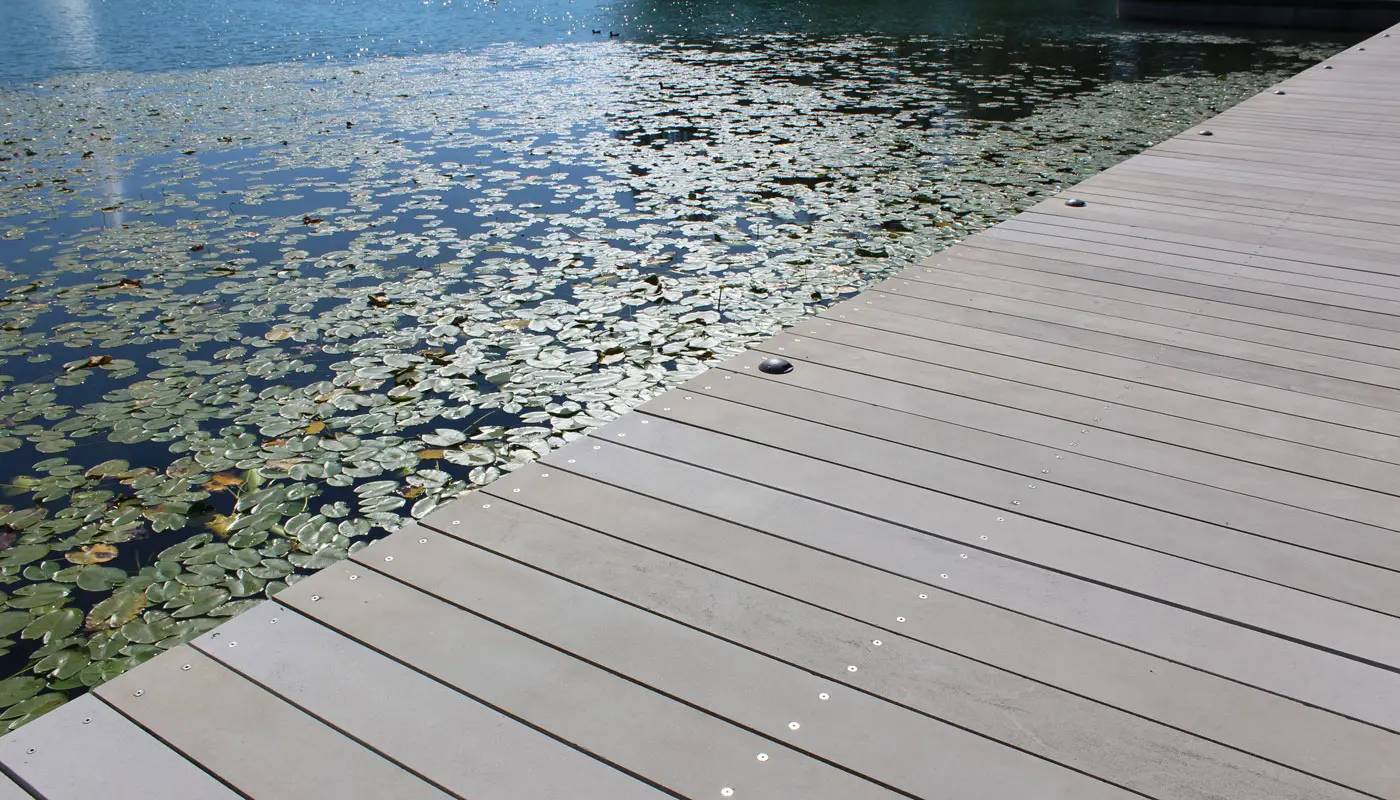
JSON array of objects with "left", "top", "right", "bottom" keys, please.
[
  {"left": 85, "top": 459, "right": 131, "bottom": 478},
  {"left": 76, "top": 566, "right": 128, "bottom": 592},
  {"left": 175, "top": 564, "right": 226, "bottom": 587},
  {"left": 0, "top": 544, "right": 51, "bottom": 568},
  {"left": 247, "top": 558, "right": 293, "bottom": 579},
  {"left": 0, "top": 612, "right": 32, "bottom": 638},
  {"left": 228, "top": 530, "right": 269, "bottom": 548},
  {"left": 22, "top": 609, "right": 82, "bottom": 643},
  {"left": 224, "top": 575, "right": 265, "bottom": 598},
  {"left": 33, "top": 648, "right": 88, "bottom": 680},
  {"left": 170, "top": 587, "right": 229, "bottom": 618},
  {"left": 0, "top": 676, "right": 45, "bottom": 707},
  {"left": 1, "top": 693, "right": 66, "bottom": 729},
  {"left": 288, "top": 546, "right": 347, "bottom": 570},
  {"left": 121, "top": 616, "right": 177, "bottom": 645},
  {"left": 86, "top": 590, "right": 147, "bottom": 630},
  {"left": 214, "top": 549, "right": 260, "bottom": 570},
  {"left": 78, "top": 658, "right": 131, "bottom": 687},
  {"left": 7, "top": 584, "right": 71, "bottom": 609}
]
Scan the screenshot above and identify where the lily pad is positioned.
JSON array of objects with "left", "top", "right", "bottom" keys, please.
[
  {"left": 86, "top": 591, "right": 147, "bottom": 630},
  {"left": 0, "top": 677, "right": 45, "bottom": 707},
  {"left": 22, "top": 609, "right": 82, "bottom": 643}
]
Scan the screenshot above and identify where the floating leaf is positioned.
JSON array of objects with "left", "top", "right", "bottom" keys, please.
[
  {"left": 85, "top": 459, "right": 131, "bottom": 478},
  {"left": 214, "top": 549, "right": 260, "bottom": 570},
  {"left": 228, "top": 530, "right": 268, "bottom": 548},
  {"left": 207, "top": 513, "right": 236, "bottom": 537},
  {"left": 0, "top": 612, "right": 32, "bottom": 638},
  {"left": 86, "top": 591, "right": 147, "bottom": 630},
  {"left": 288, "top": 546, "right": 347, "bottom": 570},
  {"left": 76, "top": 566, "right": 127, "bottom": 593},
  {"left": 421, "top": 428, "right": 467, "bottom": 447},
  {"left": 0, "top": 545, "right": 51, "bottom": 569},
  {"left": 22, "top": 609, "right": 82, "bottom": 643},
  {"left": 201, "top": 473, "right": 243, "bottom": 493},
  {"left": 1, "top": 693, "right": 66, "bottom": 729},
  {"left": 7, "top": 584, "right": 70, "bottom": 609},
  {"left": 170, "top": 587, "right": 229, "bottom": 618},
  {"left": 0, "top": 677, "right": 45, "bottom": 707},
  {"left": 32, "top": 649, "right": 88, "bottom": 680},
  {"left": 175, "top": 564, "right": 226, "bottom": 587},
  {"left": 65, "top": 543, "right": 118, "bottom": 564}
]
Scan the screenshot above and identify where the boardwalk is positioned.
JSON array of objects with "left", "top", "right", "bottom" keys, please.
[{"left": 3, "top": 25, "right": 1400, "bottom": 800}]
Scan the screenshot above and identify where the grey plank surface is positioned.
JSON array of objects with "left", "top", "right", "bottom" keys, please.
[
  {"left": 478, "top": 464, "right": 1400, "bottom": 799},
  {"left": 736, "top": 338, "right": 1400, "bottom": 572},
  {"left": 275, "top": 562, "right": 901, "bottom": 800},
  {"left": 943, "top": 242, "right": 1400, "bottom": 339},
  {"left": 367, "top": 522, "right": 1134, "bottom": 800},
  {"left": 623, "top": 394, "right": 1400, "bottom": 664},
  {"left": 0, "top": 696, "right": 237, "bottom": 800},
  {"left": 579, "top": 413, "right": 1400, "bottom": 730},
  {"left": 756, "top": 325, "right": 1400, "bottom": 531},
  {"left": 0, "top": 776, "right": 25, "bottom": 800},
  {"left": 846, "top": 285, "right": 1400, "bottom": 420},
  {"left": 910, "top": 255, "right": 1400, "bottom": 351},
  {"left": 96, "top": 648, "right": 451, "bottom": 800},
  {"left": 853, "top": 283, "right": 1400, "bottom": 460},
  {"left": 189, "top": 603, "right": 666, "bottom": 800},
  {"left": 687, "top": 365, "right": 1400, "bottom": 615},
  {"left": 751, "top": 332, "right": 1400, "bottom": 570},
  {"left": 891, "top": 266, "right": 1400, "bottom": 366},
  {"left": 980, "top": 225, "right": 1400, "bottom": 305}
]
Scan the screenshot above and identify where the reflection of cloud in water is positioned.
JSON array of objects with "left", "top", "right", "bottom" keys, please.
[{"left": 46, "top": 0, "right": 103, "bottom": 73}]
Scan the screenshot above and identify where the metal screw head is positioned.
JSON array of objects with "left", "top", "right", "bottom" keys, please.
[
  {"left": 818, "top": 693, "right": 830, "bottom": 700},
  {"left": 419, "top": 538, "right": 428, "bottom": 544},
  {"left": 757, "top": 753, "right": 769, "bottom": 762},
  {"left": 1323, "top": 65, "right": 1332, "bottom": 69},
  {"left": 918, "top": 593, "right": 928, "bottom": 599},
  {"left": 384, "top": 556, "right": 394, "bottom": 562},
  {"left": 721, "top": 789, "right": 734, "bottom": 797},
  {"left": 82, "top": 718, "right": 91, "bottom": 724},
  {"left": 872, "top": 639, "right": 882, "bottom": 646},
  {"left": 1064, "top": 198, "right": 1087, "bottom": 207},
  {"left": 25, "top": 748, "right": 34, "bottom": 754},
  {"left": 847, "top": 665, "right": 858, "bottom": 672},
  {"left": 789, "top": 721, "right": 801, "bottom": 730},
  {"left": 311, "top": 595, "right": 322, "bottom": 602},
  {"left": 758, "top": 357, "right": 793, "bottom": 375},
  {"left": 270, "top": 618, "right": 278, "bottom": 624},
  {"left": 349, "top": 574, "right": 359, "bottom": 581},
  {"left": 134, "top": 690, "right": 144, "bottom": 697},
  {"left": 1197, "top": 129, "right": 1212, "bottom": 135},
  {"left": 229, "top": 642, "right": 237, "bottom": 648},
  {"left": 182, "top": 664, "right": 191, "bottom": 671},
  {"left": 1274, "top": 90, "right": 1286, "bottom": 95}
]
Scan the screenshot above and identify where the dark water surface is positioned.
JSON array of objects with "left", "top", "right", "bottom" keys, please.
[{"left": 0, "top": 0, "right": 1350, "bottom": 728}]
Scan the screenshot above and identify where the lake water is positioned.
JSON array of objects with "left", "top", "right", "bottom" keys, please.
[{"left": 0, "top": 0, "right": 1348, "bottom": 728}]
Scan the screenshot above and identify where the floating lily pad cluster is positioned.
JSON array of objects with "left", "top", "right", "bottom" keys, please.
[{"left": 0, "top": 32, "right": 1335, "bottom": 726}]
